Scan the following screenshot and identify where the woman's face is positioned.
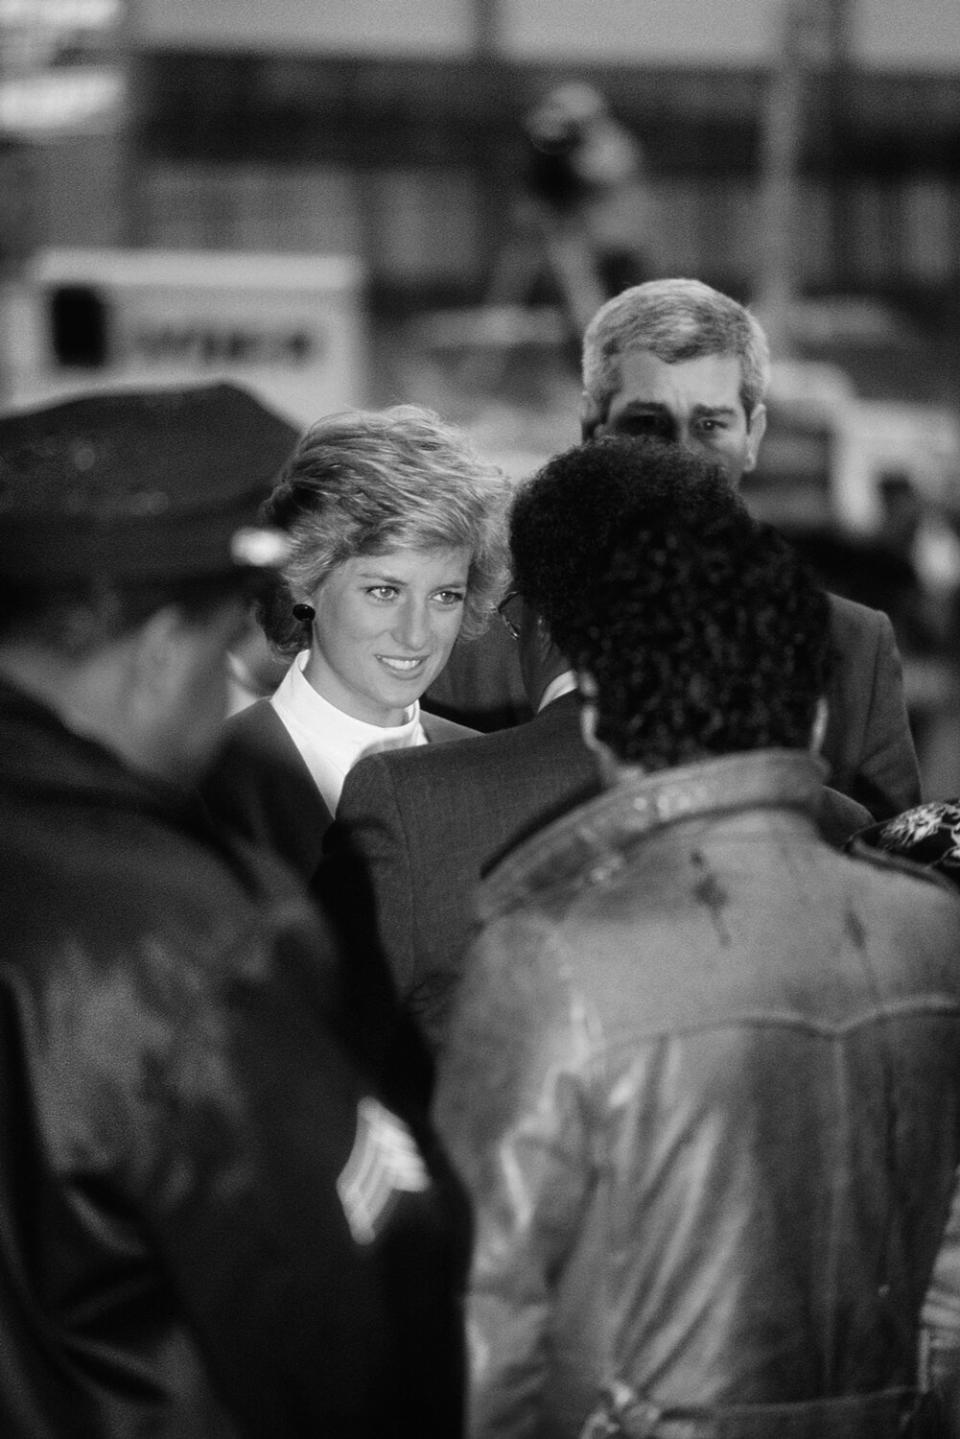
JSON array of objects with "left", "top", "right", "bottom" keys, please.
[{"left": 302, "top": 544, "right": 472, "bottom": 726}]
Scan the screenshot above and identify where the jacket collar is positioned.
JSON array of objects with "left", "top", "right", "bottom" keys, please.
[
  {"left": 480, "top": 748, "right": 827, "bottom": 920},
  {"left": 536, "top": 669, "right": 578, "bottom": 712}
]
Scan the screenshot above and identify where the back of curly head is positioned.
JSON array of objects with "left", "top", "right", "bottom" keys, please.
[
  {"left": 510, "top": 436, "right": 746, "bottom": 655},
  {"left": 258, "top": 404, "right": 510, "bottom": 656},
  {"left": 570, "top": 507, "right": 831, "bottom": 769}
]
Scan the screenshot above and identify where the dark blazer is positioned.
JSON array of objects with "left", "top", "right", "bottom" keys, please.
[
  {"left": 428, "top": 592, "right": 922, "bottom": 818},
  {"left": 320, "top": 693, "right": 600, "bottom": 1053},
  {"left": 200, "top": 697, "right": 474, "bottom": 883},
  {"left": 823, "top": 593, "right": 921, "bottom": 817},
  {"left": 324, "top": 691, "right": 873, "bottom": 1055},
  {"left": 0, "top": 679, "right": 470, "bottom": 1436}
]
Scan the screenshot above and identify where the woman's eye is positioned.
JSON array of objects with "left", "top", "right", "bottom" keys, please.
[
  {"left": 366, "top": 586, "right": 398, "bottom": 601},
  {"left": 434, "top": 590, "right": 466, "bottom": 607}
]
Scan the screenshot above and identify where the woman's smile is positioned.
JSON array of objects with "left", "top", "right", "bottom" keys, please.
[
  {"left": 377, "top": 654, "right": 428, "bottom": 672},
  {"left": 302, "top": 544, "right": 472, "bottom": 726}
]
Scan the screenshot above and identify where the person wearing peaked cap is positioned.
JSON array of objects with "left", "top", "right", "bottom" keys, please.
[
  {"left": 0, "top": 382, "right": 471, "bottom": 1438},
  {"left": 0, "top": 380, "right": 298, "bottom": 582}
]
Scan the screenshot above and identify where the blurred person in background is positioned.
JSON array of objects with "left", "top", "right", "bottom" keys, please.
[
  {"left": 201, "top": 403, "right": 510, "bottom": 883},
  {"left": 522, "top": 80, "right": 651, "bottom": 308},
  {"left": 435, "top": 459, "right": 960, "bottom": 1439},
  {"left": 449, "top": 79, "right": 653, "bottom": 405},
  {"left": 0, "top": 383, "right": 471, "bottom": 1438}
]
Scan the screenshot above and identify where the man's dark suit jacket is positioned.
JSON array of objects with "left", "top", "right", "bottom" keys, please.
[
  {"left": 200, "top": 698, "right": 474, "bottom": 884},
  {"left": 428, "top": 592, "right": 921, "bottom": 819},
  {"left": 323, "top": 691, "right": 873, "bottom": 1055},
  {"left": 822, "top": 594, "right": 921, "bottom": 818},
  {"left": 320, "top": 693, "right": 600, "bottom": 1053}
]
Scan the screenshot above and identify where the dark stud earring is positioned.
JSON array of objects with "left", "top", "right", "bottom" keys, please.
[{"left": 292, "top": 602, "right": 315, "bottom": 623}]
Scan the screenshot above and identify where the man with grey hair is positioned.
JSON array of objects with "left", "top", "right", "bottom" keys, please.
[
  {"left": 580, "top": 276, "right": 769, "bottom": 482},
  {"left": 578, "top": 276, "right": 921, "bottom": 819},
  {"left": 429, "top": 279, "right": 919, "bottom": 819}
]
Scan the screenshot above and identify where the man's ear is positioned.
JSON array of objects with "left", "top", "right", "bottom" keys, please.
[
  {"left": 128, "top": 604, "right": 190, "bottom": 712},
  {"left": 578, "top": 670, "right": 599, "bottom": 749},
  {"left": 743, "top": 402, "right": 767, "bottom": 474},
  {"left": 580, "top": 391, "right": 603, "bottom": 440},
  {"left": 578, "top": 669, "right": 621, "bottom": 787},
  {"left": 72, "top": 604, "right": 191, "bottom": 774}
]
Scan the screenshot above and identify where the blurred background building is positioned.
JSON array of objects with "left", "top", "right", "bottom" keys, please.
[
  {"left": 5, "top": 0, "right": 960, "bottom": 383},
  {"left": 4, "top": 0, "right": 960, "bottom": 792}
]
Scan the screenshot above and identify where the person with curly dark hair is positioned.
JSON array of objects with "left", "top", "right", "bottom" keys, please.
[
  {"left": 507, "top": 433, "right": 748, "bottom": 666},
  {"left": 540, "top": 481, "right": 832, "bottom": 772},
  {"left": 434, "top": 435, "right": 960, "bottom": 1439}
]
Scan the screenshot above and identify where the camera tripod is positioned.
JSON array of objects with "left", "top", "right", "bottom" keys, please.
[{"left": 454, "top": 195, "right": 609, "bottom": 396}]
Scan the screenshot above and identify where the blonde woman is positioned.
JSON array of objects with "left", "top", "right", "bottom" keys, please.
[{"left": 201, "top": 404, "right": 510, "bottom": 881}]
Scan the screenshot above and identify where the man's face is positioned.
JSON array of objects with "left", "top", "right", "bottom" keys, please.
[{"left": 582, "top": 349, "right": 767, "bottom": 488}]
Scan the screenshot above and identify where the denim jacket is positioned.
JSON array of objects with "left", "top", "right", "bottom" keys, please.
[{"left": 435, "top": 750, "right": 960, "bottom": 1439}]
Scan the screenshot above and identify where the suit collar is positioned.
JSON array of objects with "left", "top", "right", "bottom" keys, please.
[
  {"left": 537, "top": 670, "right": 578, "bottom": 712},
  {"left": 480, "top": 749, "right": 827, "bottom": 920}
]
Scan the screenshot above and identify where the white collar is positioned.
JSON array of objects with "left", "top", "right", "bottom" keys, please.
[
  {"left": 270, "top": 650, "right": 426, "bottom": 813},
  {"left": 537, "top": 669, "right": 578, "bottom": 713}
]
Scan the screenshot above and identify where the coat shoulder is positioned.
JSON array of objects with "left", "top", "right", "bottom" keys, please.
[
  {"left": 421, "top": 710, "right": 479, "bottom": 743},
  {"left": 352, "top": 706, "right": 583, "bottom": 794},
  {"left": 827, "top": 590, "right": 889, "bottom": 642},
  {"left": 219, "top": 698, "right": 288, "bottom": 755}
]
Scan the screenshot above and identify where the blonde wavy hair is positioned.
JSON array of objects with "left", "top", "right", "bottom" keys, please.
[{"left": 258, "top": 405, "right": 511, "bottom": 657}]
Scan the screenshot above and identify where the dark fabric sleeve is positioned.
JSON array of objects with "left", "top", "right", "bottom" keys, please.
[
  {"left": 319, "top": 759, "right": 440, "bottom": 1094},
  {"left": 199, "top": 704, "right": 333, "bottom": 882},
  {"left": 853, "top": 609, "right": 923, "bottom": 818},
  {"left": 825, "top": 603, "right": 923, "bottom": 820},
  {"left": 128, "top": 905, "right": 465, "bottom": 1436},
  {"left": 325, "top": 755, "right": 418, "bottom": 1000},
  {"left": 434, "top": 915, "right": 592, "bottom": 1438},
  {"left": 326, "top": 750, "right": 484, "bottom": 1057},
  {"left": 816, "top": 785, "right": 873, "bottom": 849},
  {"left": 921, "top": 1166, "right": 960, "bottom": 1433}
]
